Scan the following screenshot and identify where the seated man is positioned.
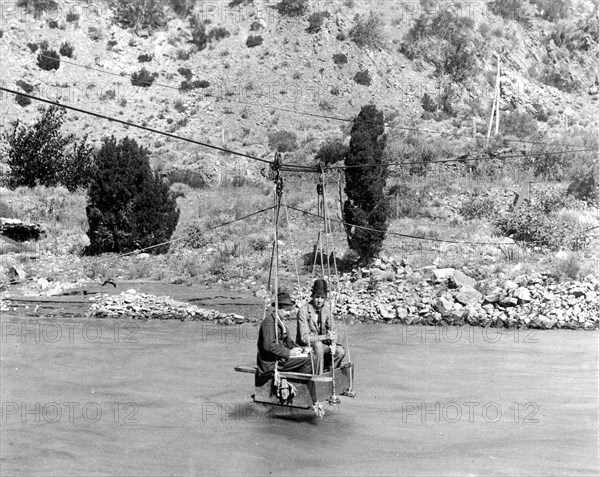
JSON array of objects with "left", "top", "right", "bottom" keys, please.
[
  {"left": 256, "top": 291, "right": 312, "bottom": 387},
  {"left": 296, "top": 279, "right": 345, "bottom": 375}
]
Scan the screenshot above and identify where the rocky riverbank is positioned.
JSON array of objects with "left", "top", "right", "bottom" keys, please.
[{"left": 327, "top": 259, "right": 599, "bottom": 330}]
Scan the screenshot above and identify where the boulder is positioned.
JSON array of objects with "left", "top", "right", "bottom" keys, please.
[
  {"left": 455, "top": 286, "right": 483, "bottom": 306},
  {"left": 514, "top": 286, "right": 532, "bottom": 303},
  {"left": 449, "top": 270, "right": 476, "bottom": 289}
]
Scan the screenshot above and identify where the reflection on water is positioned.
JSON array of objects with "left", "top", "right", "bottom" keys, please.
[{"left": 1, "top": 315, "right": 598, "bottom": 476}]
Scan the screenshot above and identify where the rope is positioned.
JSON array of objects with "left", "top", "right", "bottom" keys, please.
[
  {"left": 0, "top": 87, "right": 274, "bottom": 165},
  {"left": 281, "top": 192, "right": 301, "bottom": 293}
]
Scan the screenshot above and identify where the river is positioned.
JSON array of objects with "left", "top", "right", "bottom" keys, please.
[{"left": 1, "top": 314, "right": 598, "bottom": 476}]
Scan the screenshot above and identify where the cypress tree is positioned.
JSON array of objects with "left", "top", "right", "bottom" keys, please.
[
  {"left": 343, "top": 104, "right": 389, "bottom": 263},
  {"left": 85, "top": 136, "right": 179, "bottom": 255}
]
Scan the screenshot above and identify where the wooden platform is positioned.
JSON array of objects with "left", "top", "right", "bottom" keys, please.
[{"left": 235, "top": 363, "right": 354, "bottom": 409}]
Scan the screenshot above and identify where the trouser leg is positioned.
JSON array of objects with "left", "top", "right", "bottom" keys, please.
[
  {"left": 278, "top": 356, "right": 312, "bottom": 374},
  {"left": 322, "top": 344, "right": 345, "bottom": 371},
  {"left": 311, "top": 341, "right": 325, "bottom": 375}
]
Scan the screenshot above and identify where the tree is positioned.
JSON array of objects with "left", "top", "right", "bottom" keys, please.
[
  {"left": 4, "top": 105, "right": 94, "bottom": 191},
  {"left": 85, "top": 136, "right": 180, "bottom": 255},
  {"left": 343, "top": 104, "right": 388, "bottom": 263}
]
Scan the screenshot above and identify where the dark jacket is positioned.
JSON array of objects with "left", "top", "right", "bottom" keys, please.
[{"left": 256, "top": 312, "right": 296, "bottom": 386}]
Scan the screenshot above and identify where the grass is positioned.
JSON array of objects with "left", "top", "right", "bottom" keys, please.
[{"left": 1, "top": 171, "right": 598, "bottom": 289}]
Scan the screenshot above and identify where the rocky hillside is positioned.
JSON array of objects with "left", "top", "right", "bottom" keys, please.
[{"left": 0, "top": 0, "right": 598, "bottom": 177}]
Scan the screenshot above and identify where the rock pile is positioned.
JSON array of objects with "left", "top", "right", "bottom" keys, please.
[
  {"left": 327, "top": 259, "right": 599, "bottom": 330},
  {"left": 0, "top": 218, "right": 45, "bottom": 242},
  {"left": 88, "top": 289, "right": 250, "bottom": 324}
]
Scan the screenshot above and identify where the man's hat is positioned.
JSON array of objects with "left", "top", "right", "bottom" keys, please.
[
  {"left": 311, "top": 279, "right": 328, "bottom": 297},
  {"left": 272, "top": 291, "right": 295, "bottom": 308}
]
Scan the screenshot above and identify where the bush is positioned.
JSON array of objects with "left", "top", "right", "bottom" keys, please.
[
  {"left": 181, "top": 221, "right": 209, "bottom": 249},
  {"left": 307, "top": 11, "right": 329, "bottom": 33},
  {"left": 499, "top": 110, "right": 538, "bottom": 138},
  {"left": 138, "top": 53, "right": 153, "bottom": 62},
  {"left": 268, "top": 130, "right": 297, "bottom": 152},
  {"left": 169, "top": 0, "right": 195, "bottom": 17},
  {"left": 354, "top": 69, "right": 371, "bottom": 86},
  {"left": 350, "top": 12, "right": 386, "bottom": 49},
  {"left": 131, "top": 68, "right": 158, "bottom": 87},
  {"left": 3, "top": 105, "right": 94, "bottom": 191},
  {"left": 315, "top": 138, "right": 348, "bottom": 165},
  {"left": 333, "top": 53, "right": 348, "bottom": 65},
  {"left": 277, "top": 0, "right": 308, "bottom": 17},
  {"left": 66, "top": 11, "right": 79, "bottom": 22},
  {"left": 86, "top": 136, "right": 180, "bottom": 255},
  {"left": 178, "top": 67, "right": 193, "bottom": 80},
  {"left": 190, "top": 17, "right": 208, "bottom": 50},
  {"left": 458, "top": 195, "right": 498, "bottom": 220},
  {"left": 37, "top": 48, "right": 60, "bottom": 71},
  {"left": 400, "top": 10, "right": 481, "bottom": 83},
  {"left": 16, "top": 80, "right": 34, "bottom": 94},
  {"left": 209, "top": 27, "right": 230, "bottom": 42},
  {"left": 111, "top": 0, "right": 166, "bottom": 31},
  {"left": 529, "top": 0, "right": 572, "bottom": 21},
  {"left": 343, "top": 104, "right": 388, "bottom": 262},
  {"left": 59, "top": 42, "right": 74, "bottom": 58},
  {"left": 487, "top": 0, "right": 539, "bottom": 28},
  {"left": 17, "top": 0, "right": 58, "bottom": 18},
  {"left": 567, "top": 167, "right": 598, "bottom": 206},
  {"left": 250, "top": 21, "right": 262, "bottom": 31},
  {"left": 246, "top": 35, "right": 263, "bottom": 47},
  {"left": 494, "top": 206, "right": 590, "bottom": 250},
  {"left": 27, "top": 42, "right": 39, "bottom": 52},
  {"left": 494, "top": 189, "right": 592, "bottom": 250},
  {"left": 15, "top": 94, "right": 31, "bottom": 107}
]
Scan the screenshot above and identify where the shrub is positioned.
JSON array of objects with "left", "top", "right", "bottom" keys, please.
[
  {"left": 307, "top": 11, "right": 329, "bottom": 33},
  {"left": 354, "top": 69, "right": 371, "bottom": 86},
  {"left": 499, "top": 110, "right": 538, "bottom": 138},
  {"left": 246, "top": 35, "right": 263, "bottom": 47},
  {"left": 268, "top": 130, "right": 297, "bottom": 152},
  {"left": 169, "top": 0, "right": 195, "bottom": 17},
  {"left": 343, "top": 104, "right": 388, "bottom": 262},
  {"left": 277, "top": 0, "right": 308, "bottom": 17},
  {"left": 319, "top": 100, "right": 334, "bottom": 112},
  {"left": 37, "top": 48, "right": 60, "bottom": 71},
  {"left": 48, "top": 20, "right": 59, "bottom": 29},
  {"left": 15, "top": 94, "right": 31, "bottom": 107},
  {"left": 315, "top": 138, "right": 348, "bottom": 165},
  {"left": 27, "top": 42, "right": 39, "bottom": 52},
  {"left": 111, "top": 0, "right": 166, "bottom": 31},
  {"left": 16, "top": 0, "right": 58, "bottom": 18},
  {"left": 190, "top": 17, "right": 208, "bottom": 50},
  {"left": 66, "top": 11, "right": 79, "bottom": 22},
  {"left": 138, "top": 53, "right": 153, "bottom": 62},
  {"left": 59, "top": 42, "right": 74, "bottom": 58},
  {"left": 494, "top": 206, "right": 590, "bottom": 250},
  {"left": 250, "top": 21, "right": 262, "bottom": 31},
  {"left": 350, "top": 12, "right": 386, "bottom": 49},
  {"left": 86, "top": 136, "right": 180, "bottom": 255},
  {"left": 458, "top": 195, "right": 498, "bottom": 220},
  {"left": 332, "top": 53, "right": 348, "bottom": 65},
  {"left": 174, "top": 99, "right": 186, "bottom": 113},
  {"left": 16, "top": 80, "right": 34, "bottom": 94},
  {"left": 567, "top": 166, "right": 598, "bottom": 206},
  {"left": 529, "top": 0, "right": 572, "bottom": 21},
  {"left": 400, "top": 10, "right": 480, "bottom": 83},
  {"left": 178, "top": 67, "right": 193, "bottom": 80},
  {"left": 209, "top": 27, "right": 230, "bottom": 42},
  {"left": 487, "top": 0, "right": 539, "bottom": 28},
  {"left": 131, "top": 68, "right": 158, "bottom": 87},
  {"left": 3, "top": 105, "right": 94, "bottom": 191},
  {"left": 177, "top": 49, "right": 191, "bottom": 60},
  {"left": 181, "top": 221, "right": 209, "bottom": 249}
]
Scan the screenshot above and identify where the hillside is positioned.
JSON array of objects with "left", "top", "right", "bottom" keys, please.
[{"left": 0, "top": 0, "right": 598, "bottom": 177}]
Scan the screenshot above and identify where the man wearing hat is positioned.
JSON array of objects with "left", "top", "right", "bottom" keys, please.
[
  {"left": 296, "top": 279, "right": 345, "bottom": 375},
  {"left": 256, "top": 291, "right": 312, "bottom": 387}
]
